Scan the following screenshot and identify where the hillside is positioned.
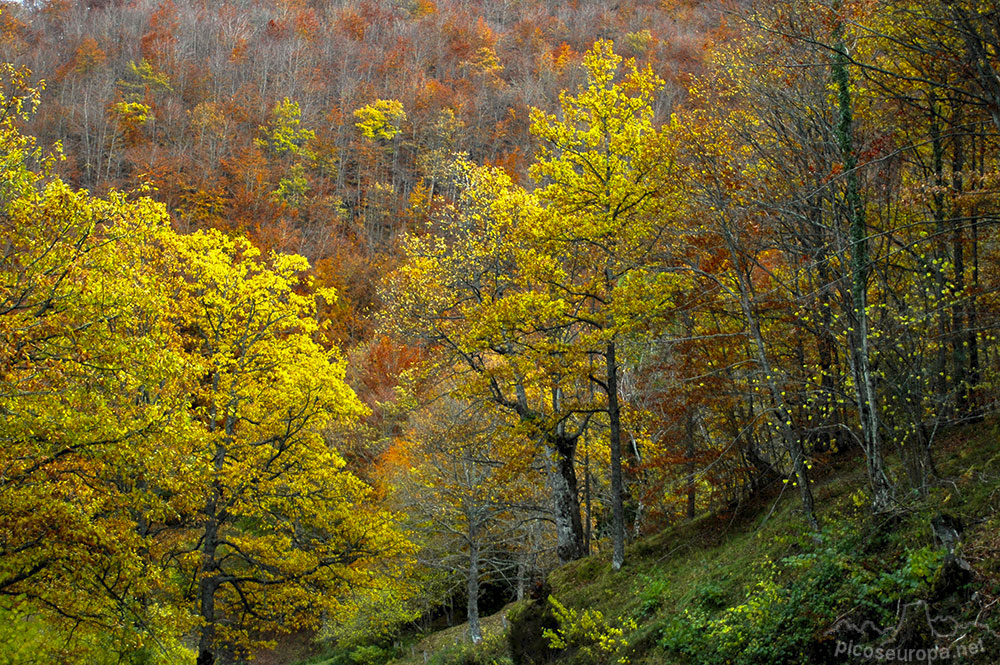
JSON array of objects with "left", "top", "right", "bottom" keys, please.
[
  {"left": 1, "top": 2, "right": 999, "bottom": 664},
  {"left": 319, "top": 422, "right": 1000, "bottom": 665}
]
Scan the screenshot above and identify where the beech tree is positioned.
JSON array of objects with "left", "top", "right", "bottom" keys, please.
[
  {"left": 154, "top": 229, "right": 410, "bottom": 665},
  {"left": 0, "top": 66, "right": 195, "bottom": 662},
  {"left": 384, "top": 42, "right": 690, "bottom": 569},
  {"left": 386, "top": 397, "right": 542, "bottom": 644},
  {"left": 529, "top": 38, "right": 681, "bottom": 568},
  {"left": 1, "top": 70, "right": 414, "bottom": 663},
  {"left": 381, "top": 158, "right": 594, "bottom": 563}
]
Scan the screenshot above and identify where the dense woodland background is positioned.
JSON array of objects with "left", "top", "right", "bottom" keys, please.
[{"left": 1, "top": 1, "right": 999, "bottom": 664}]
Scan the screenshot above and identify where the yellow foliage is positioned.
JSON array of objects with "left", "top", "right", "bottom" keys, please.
[
  {"left": 354, "top": 98, "right": 407, "bottom": 140},
  {"left": 544, "top": 596, "right": 637, "bottom": 665},
  {"left": 1, "top": 73, "right": 415, "bottom": 663}
]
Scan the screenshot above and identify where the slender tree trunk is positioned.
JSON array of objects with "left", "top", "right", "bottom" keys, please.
[
  {"left": 931, "top": 99, "right": 951, "bottom": 402},
  {"left": 719, "top": 214, "right": 820, "bottom": 531},
  {"left": 967, "top": 127, "right": 981, "bottom": 416},
  {"left": 197, "top": 454, "right": 224, "bottom": 665},
  {"left": 630, "top": 434, "right": 644, "bottom": 538},
  {"left": 516, "top": 554, "right": 526, "bottom": 602},
  {"left": 816, "top": 279, "right": 835, "bottom": 452},
  {"left": 584, "top": 439, "right": 592, "bottom": 556},
  {"left": 198, "top": 392, "right": 229, "bottom": 665},
  {"left": 467, "top": 527, "right": 481, "bottom": 644},
  {"left": 685, "top": 410, "right": 696, "bottom": 521},
  {"left": 832, "top": 21, "right": 895, "bottom": 513},
  {"left": 606, "top": 340, "right": 626, "bottom": 570},
  {"left": 950, "top": 106, "right": 969, "bottom": 414}
]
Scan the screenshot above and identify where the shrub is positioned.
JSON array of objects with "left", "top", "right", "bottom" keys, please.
[
  {"left": 656, "top": 523, "right": 960, "bottom": 665},
  {"left": 542, "top": 596, "right": 637, "bottom": 665}
]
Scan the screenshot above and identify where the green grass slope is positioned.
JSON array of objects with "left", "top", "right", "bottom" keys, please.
[{"left": 329, "top": 421, "right": 1000, "bottom": 665}]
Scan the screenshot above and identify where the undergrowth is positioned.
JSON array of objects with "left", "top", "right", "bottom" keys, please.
[{"left": 342, "top": 421, "right": 1000, "bottom": 665}]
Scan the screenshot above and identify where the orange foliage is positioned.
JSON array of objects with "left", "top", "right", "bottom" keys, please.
[
  {"left": 411, "top": 0, "right": 437, "bottom": 18},
  {"left": 72, "top": 37, "right": 107, "bottom": 76},
  {"left": 338, "top": 9, "right": 367, "bottom": 42},
  {"left": 294, "top": 9, "right": 320, "bottom": 42},
  {"left": 140, "top": 0, "right": 178, "bottom": 68},
  {"left": 229, "top": 37, "right": 249, "bottom": 63},
  {"left": 265, "top": 18, "right": 288, "bottom": 40},
  {"left": 0, "top": 0, "right": 728, "bottom": 354}
]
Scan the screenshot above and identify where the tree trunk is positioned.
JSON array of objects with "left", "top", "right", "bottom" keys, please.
[
  {"left": 514, "top": 381, "right": 585, "bottom": 563},
  {"left": 584, "top": 440, "right": 592, "bottom": 556},
  {"left": 685, "top": 410, "right": 696, "bottom": 521},
  {"left": 815, "top": 300, "right": 835, "bottom": 452},
  {"left": 198, "top": 400, "right": 228, "bottom": 665},
  {"left": 833, "top": 22, "right": 895, "bottom": 513},
  {"left": 606, "top": 340, "right": 626, "bottom": 570},
  {"left": 720, "top": 224, "right": 820, "bottom": 532},
  {"left": 516, "top": 555, "right": 526, "bottom": 602},
  {"left": 549, "top": 435, "right": 584, "bottom": 563},
  {"left": 967, "top": 142, "right": 982, "bottom": 417},
  {"left": 467, "top": 531, "right": 481, "bottom": 644},
  {"left": 630, "top": 434, "right": 644, "bottom": 538},
  {"left": 745, "top": 278, "right": 818, "bottom": 531},
  {"left": 197, "top": 488, "right": 221, "bottom": 665},
  {"left": 950, "top": 107, "right": 969, "bottom": 415}
]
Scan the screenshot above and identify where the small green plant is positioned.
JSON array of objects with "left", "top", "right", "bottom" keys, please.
[
  {"left": 655, "top": 520, "right": 969, "bottom": 665},
  {"left": 543, "top": 596, "right": 637, "bottom": 665},
  {"left": 348, "top": 644, "right": 395, "bottom": 665},
  {"left": 905, "top": 545, "right": 945, "bottom": 586},
  {"left": 690, "top": 579, "right": 727, "bottom": 611},
  {"left": 635, "top": 573, "right": 670, "bottom": 616},
  {"left": 658, "top": 565, "right": 822, "bottom": 665}
]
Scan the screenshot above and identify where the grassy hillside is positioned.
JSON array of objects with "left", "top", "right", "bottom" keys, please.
[{"left": 310, "top": 421, "right": 1000, "bottom": 665}]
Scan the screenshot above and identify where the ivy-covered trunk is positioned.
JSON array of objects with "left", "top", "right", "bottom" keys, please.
[{"left": 832, "top": 18, "right": 895, "bottom": 514}]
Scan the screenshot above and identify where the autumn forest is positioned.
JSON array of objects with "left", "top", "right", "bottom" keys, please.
[{"left": 1, "top": 0, "right": 999, "bottom": 664}]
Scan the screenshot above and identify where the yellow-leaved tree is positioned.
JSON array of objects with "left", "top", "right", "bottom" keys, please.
[
  {"left": 382, "top": 158, "right": 596, "bottom": 564},
  {"left": 528, "top": 39, "right": 682, "bottom": 568},
  {"left": 383, "top": 42, "right": 686, "bottom": 570},
  {"left": 0, "top": 63, "right": 196, "bottom": 663},
  {"left": 153, "top": 229, "right": 413, "bottom": 665},
  {"left": 1, "top": 65, "right": 413, "bottom": 665}
]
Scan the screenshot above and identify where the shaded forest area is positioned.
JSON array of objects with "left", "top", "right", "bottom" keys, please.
[{"left": 1, "top": 0, "right": 1000, "bottom": 664}]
